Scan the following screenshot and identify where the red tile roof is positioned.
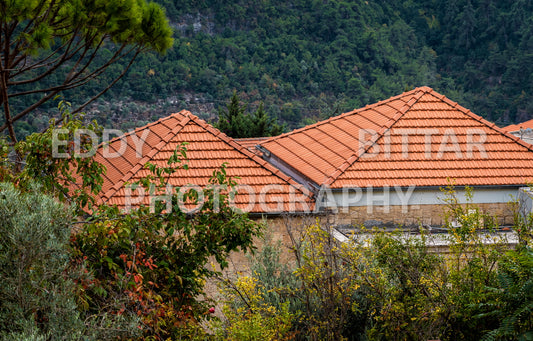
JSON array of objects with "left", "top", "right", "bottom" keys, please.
[
  {"left": 502, "top": 119, "right": 533, "bottom": 133},
  {"left": 94, "top": 111, "right": 313, "bottom": 213},
  {"left": 95, "top": 111, "right": 189, "bottom": 196},
  {"left": 234, "top": 137, "right": 270, "bottom": 155},
  {"left": 259, "top": 87, "right": 533, "bottom": 188}
]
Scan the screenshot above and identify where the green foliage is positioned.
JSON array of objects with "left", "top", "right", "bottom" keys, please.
[
  {"left": 511, "top": 187, "right": 533, "bottom": 246},
  {"left": 213, "top": 276, "right": 298, "bottom": 341},
  {"left": 248, "top": 234, "right": 304, "bottom": 313},
  {"left": 249, "top": 102, "right": 285, "bottom": 137},
  {"left": 70, "top": 151, "right": 263, "bottom": 338},
  {"left": 347, "top": 187, "right": 521, "bottom": 340},
  {"left": 216, "top": 91, "right": 250, "bottom": 138},
  {"left": 214, "top": 233, "right": 306, "bottom": 339},
  {"left": 218, "top": 186, "right": 531, "bottom": 341},
  {"left": 0, "top": 103, "right": 264, "bottom": 338},
  {"left": 22, "top": 0, "right": 527, "bottom": 135},
  {"left": 218, "top": 220, "right": 366, "bottom": 341},
  {"left": 16, "top": 101, "right": 106, "bottom": 213},
  {"left": 475, "top": 246, "right": 533, "bottom": 341},
  {"left": 388, "top": 0, "right": 533, "bottom": 124},
  {"left": 1, "top": 0, "right": 173, "bottom": 142},
  {"left": 0, "top": 182, "right": 82, "bottom": 339},
  {"left": 292, "top": 221, "right": 362, "bottom": 341},
  {"left": 0, "top": 182, "right": 140, "bottom": 340},
  {"left": 354, "top": 232, "right": 448, "bottom": 340},
  {"left": 216, "top": 91, "right": 284, "bottom": 138}
]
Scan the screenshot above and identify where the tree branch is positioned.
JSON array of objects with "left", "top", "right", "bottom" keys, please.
[
  {"left": 0, "top": 89, "right": 61, "bottom": 134},
  {"left": 0, "top": 46, "right": 140, "bottom": 134},
  {"left": 72, "top": 49, "right": 141, "bottom": 115},
  {"left": 8, "top": 43, "right": 130, "bottom": 98},
  {"left": 0, "top": 0, "right": 173, "bottom": 136},
  {"left": 9, "top": 34, "right": 82, "bottom": 82},
  {"left": 64, "top": 35, "right": 107, "bottom": 83}
]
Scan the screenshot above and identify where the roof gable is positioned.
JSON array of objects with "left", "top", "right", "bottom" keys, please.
[
  {"left": 95, "top": 111, "right": 190, "bottom": 196},
  {"left": 95, "top": 111, "right": 313, "bottom": 213},
  {"left": 260, "top": 87, "right": 533, "bottom": 189},
  {"left": 259, "top": 88, "right": 423, "bottom": 185}
]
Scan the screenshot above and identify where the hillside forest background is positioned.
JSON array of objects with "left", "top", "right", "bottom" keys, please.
[{"left": 11, "top": 0, "right": 533, "bottom": 137}]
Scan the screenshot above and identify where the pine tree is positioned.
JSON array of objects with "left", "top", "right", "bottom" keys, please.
[
  {"left": 250, "top": 102, "right": 284, "bottom": 137},
  {"left": 0, "top": 0, "right": 173, "bottom": 143},
  {"left": 216, "top": 93, "right": 284, "bottom": 138},
  {"left": 216, "top": 91, "right": 251, "bottom": 138}
]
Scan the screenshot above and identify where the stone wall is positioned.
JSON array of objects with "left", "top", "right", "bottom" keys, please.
[{"left": 330, "top": 202, "right": 515, "bottom": 228}]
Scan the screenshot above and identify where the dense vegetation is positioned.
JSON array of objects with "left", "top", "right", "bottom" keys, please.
[
  {"left": 215, "top": 91, "right": 284, "bottom": 138},
  {"left": 1, "top": 1, "right": 532, "bottom": 339},
  {"left": 11, "top": 0, "right": 532, "bottom": 136},
  {"left": 0, "top": 107, "right": 263, "bottom": 339},
  {"left": 215, "top": 190, "right": 533, "bottom": 340}
]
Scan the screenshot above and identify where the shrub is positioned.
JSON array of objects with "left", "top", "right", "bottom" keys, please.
[
  {"left": 0, "top": 182, "right": 85, "bottom": 339},
  {"left": 0, "top": 182, "right": 140, "bottom": 339},
  {"left": 475, "top": 245, "right": 533, "bottom": 340},
  {"left": 1, "top": 103, "right": 263, "bottom": 338},
  {"left": 217, "top": 185, "right": 530, "bottom": 341},
  {"left": 70, "top": 161, "right": 263, "bottom": 339},
  {"left": 213, "top": 275, "right": 298, "bottom": 340}
]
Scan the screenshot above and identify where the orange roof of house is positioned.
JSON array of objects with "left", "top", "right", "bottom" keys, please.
[
  {"left": 235, "top": 137, "right": 271, "bottom": 148},
  {"left": 95, "top": 111, "right": 189, "bottom": 196},
  {"left": 502, "top": 118, "right": 533, "bottom": 133},
  {"left": 234, "top": 137, "right": 270, "bottom": 155},
  {"left": 94, "top": 111, "right": 313, "bottom": 213},
  {"left": 259, "top": 87, "right": 533, "bottom": 189}
]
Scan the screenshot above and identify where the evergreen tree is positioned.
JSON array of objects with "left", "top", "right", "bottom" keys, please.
[
  {"left": 216, "top": 93, "right": 284, "bottom": 138},
  {"left": 216, "top": 91, "right": 251, "bottom": 138},
  {"left": 250, "top": 102, "right": 284, "bottom": 137},
  {"left": 0, "top": 0, "right": 173, "bottom": 143},
  {"left": 7, "top": 0, "right": 533, "bottom": 134}
]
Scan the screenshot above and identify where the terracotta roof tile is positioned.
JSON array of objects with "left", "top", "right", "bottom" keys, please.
[
  {"left": 502, "top": 118, "right": 533, "bottom": 133},
  {"left": 259, "top": 87, "right": 533, "bottom": 189},
  {"left": 93, "top": 111, "right": 190, "bottom": 195},
  {"left": 93, "top": 111, "right": 313, "bottom": 213},
  {"left": 235, "top": 137, "right": 271, "bottom": 155}
]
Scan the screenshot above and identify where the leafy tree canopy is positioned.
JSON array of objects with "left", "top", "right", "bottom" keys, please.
[
  {"left": 0, "top": 104, "right": 263, "bottom": 338},
  {"left": 0, "top": 0, "right": 173, "bottom": 143}
]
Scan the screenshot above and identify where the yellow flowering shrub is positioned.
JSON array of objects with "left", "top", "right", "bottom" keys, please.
[{"left": 213, "top": 276, "right": 297, "bottom": 341}]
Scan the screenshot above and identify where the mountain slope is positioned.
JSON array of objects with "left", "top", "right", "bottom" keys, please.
[{"left": 14, "top": 0, "right": 533, "bottom": 135}]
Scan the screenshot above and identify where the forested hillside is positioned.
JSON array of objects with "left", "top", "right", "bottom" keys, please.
[{"left": 15, "top": 0, "right": 533, "bottom": 135}]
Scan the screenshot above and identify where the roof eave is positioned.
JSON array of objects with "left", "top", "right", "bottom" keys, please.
[{"left": 327, "top": 183, "right": 528, "bottom": 192}]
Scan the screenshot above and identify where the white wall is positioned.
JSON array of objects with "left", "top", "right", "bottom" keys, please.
[
  {"left": 518, "top": 187, "right": 533, "bottom": 217},
  {"left": 318, "top": 186, "right": 518, "bottom": 210}
]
